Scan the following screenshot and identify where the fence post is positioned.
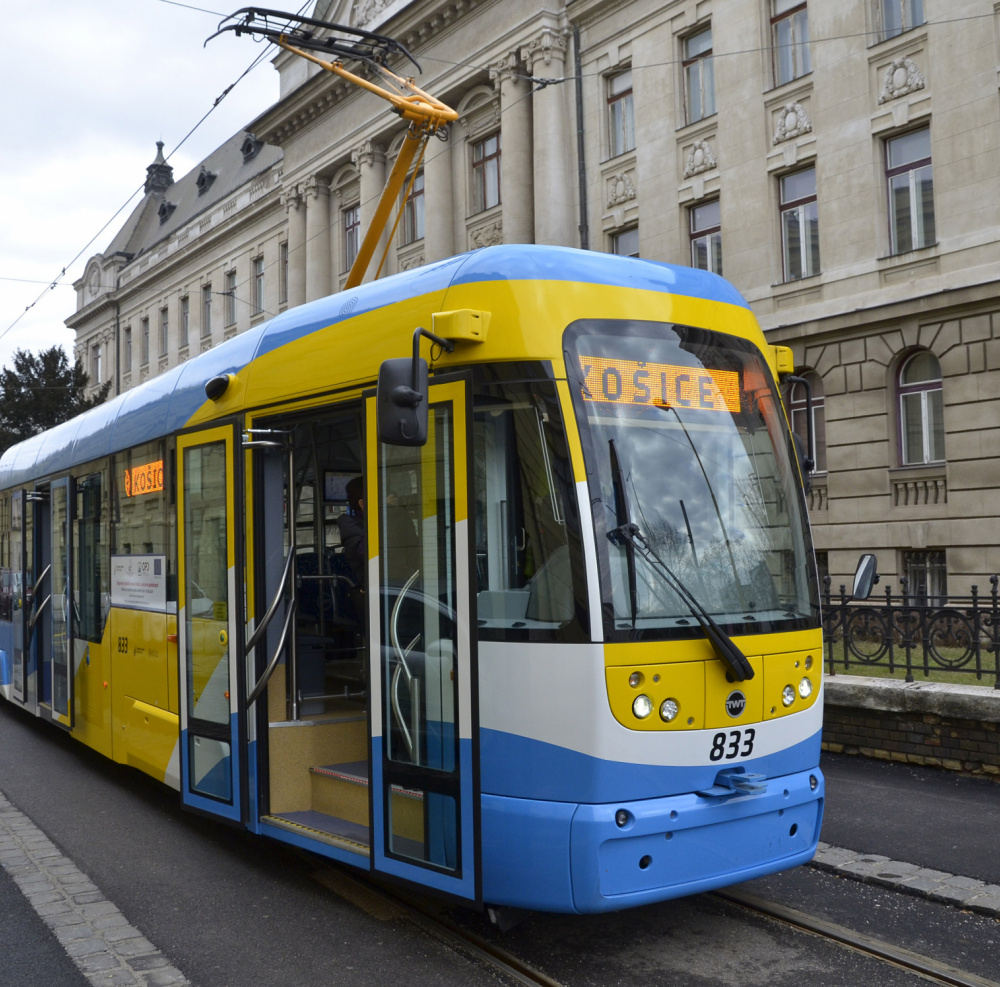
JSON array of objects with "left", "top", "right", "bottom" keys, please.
[
  {"left": 991, "top": 575, "right": 999, "bottom": 690},
  {"left": 885, "top": 582, "right": 895, "bottom": 674},
  {"left": 901, "top": 577, "right": 914, "bottom": 683}
]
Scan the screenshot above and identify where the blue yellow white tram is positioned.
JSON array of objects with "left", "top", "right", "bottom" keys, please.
[{"left": 0, "top": 244, "right": 823, "bottom": 913}]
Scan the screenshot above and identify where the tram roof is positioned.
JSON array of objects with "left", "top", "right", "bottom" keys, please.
[{"left": 0, "top": 245, "right": 747, "bottom": 489}]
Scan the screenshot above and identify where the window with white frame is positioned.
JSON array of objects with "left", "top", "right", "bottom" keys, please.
[
  {"left": 202, "top": 285, "right": 212, "bottom": 338},
  {"left": 612, "top": 227, "right": 639, "bottom": 257},
  {"left": 253, "top": 256, "right": 265, "bottom": 315},
  {"left": 608, "top": 69, "right": 635, "bottom": 157},
  {"left": 879, "top": 0, "right": 924, "bottom": 41},
  {"left": 897, "top": 350, "right": 944, "bottom": 465},
  {"left": 683, "top": 27, "right": 715, "bottom": 124},
  {"left": 343, "top": 204, "right": 361, "bottom": 271},
  {"left": 159, "top": 307, "right": 169, "bottom": 357},
  {"left": 772, "top": 0, "right": 811, "bottom": 86},
  {"left": 902, "top": 549, "right": 945, "bottom": 606},
  {"left": 887, "top": 128, "right": 935, "bottom": 254},
  {"left": 689, "top": 199, "right": 722, "bottom": 275},
  {"left": 789, "top": 371, "right": 826, "bottom": 472},
  {"left": 780, "top": 166, "right": 820, "bottom": 280},
  {"left": 472, "top": 133, "right": 501, "bottom": 213},
  {"left": 140, "top": 318, "right": 149, "bottom": 365},
  {"left": 180, "top": 296, "right": 189, "bottom": 348},
  {"left": 225, "top": 270, "right": 237, "bottom": 326},
  {"left": 402, "top": 171, "right": 425, "bottom": 245}
]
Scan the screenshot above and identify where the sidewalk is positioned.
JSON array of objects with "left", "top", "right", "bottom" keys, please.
[{"left": 812, "top": 750, "right": 1000, "bottom": 917}]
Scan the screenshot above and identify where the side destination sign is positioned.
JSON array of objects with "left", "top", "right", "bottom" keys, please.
[
  {"left": 579, "top": 356, "right": 740, "bottom": 413},
  {"left": 123, "top": 460, "right": 164, "bottom": 497}
]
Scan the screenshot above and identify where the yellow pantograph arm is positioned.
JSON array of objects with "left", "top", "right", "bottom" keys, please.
[{"left": 278, "top": 38, "right": 457, "bottom": 289}]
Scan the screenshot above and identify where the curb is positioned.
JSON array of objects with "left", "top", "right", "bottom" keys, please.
[{"left": 811, "top": 842, "right": 1000, "bottom": 918}]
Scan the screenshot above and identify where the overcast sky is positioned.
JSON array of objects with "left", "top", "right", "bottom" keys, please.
[{"left": 0, "top": 0, "right": 284, "bottom": 371}]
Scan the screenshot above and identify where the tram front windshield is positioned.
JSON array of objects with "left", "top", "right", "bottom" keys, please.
[{"left": 565, "top": 319, "right": 819, "bottom": 639}]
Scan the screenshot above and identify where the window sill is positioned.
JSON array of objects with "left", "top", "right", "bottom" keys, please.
[{"left": 766, "top": 71, "right": 813, "bottom": 96}]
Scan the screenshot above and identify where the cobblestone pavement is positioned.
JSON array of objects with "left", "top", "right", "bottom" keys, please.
[
  {"left": 812, "top": 842, "right": 1000, "bottom": 917},
  {"left": 0, "top": 790, "right": 189, "bottom": 987}
]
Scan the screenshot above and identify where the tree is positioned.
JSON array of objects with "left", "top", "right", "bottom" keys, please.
[{"left": 0, "top": 347, "right": 112, "bottom": 455}]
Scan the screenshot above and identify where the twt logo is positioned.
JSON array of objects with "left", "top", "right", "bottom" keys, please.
[{"left": 725, "top": 690, "right": 747, "bottom": 718}]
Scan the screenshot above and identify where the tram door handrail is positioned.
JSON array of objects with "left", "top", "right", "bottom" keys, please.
[
  {"left": 389, "top": 568, "right": 422, "bottom": 765},
  {"left": 245, "top": 547, "right": 296, "bottom": 708},
  {"left": 26, "top": 563, "right": 52, "bottom": 648}
]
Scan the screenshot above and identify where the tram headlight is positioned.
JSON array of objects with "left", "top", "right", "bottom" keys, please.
[
  {"left": 659, "top": 698, "right": 680, "bottom": 722},
  {"left": 632, "top": 694, "right": 653, "bottom": 719},
  {"left": 798, "top": 677, "right": 813, "bottom": 699},
  {"left": 781, "top": 684, "right": 796, "bottom": 707}
]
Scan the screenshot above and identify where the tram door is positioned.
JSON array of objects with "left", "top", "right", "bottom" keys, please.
[
  {"left": 366, "top": 378, "right": 480, "bottom": 903},
  {"left": 176, "top": 425, "right": 245, "bottom": 823}
]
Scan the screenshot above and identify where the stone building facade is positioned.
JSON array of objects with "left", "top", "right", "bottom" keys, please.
[{"left": 69, "top": 0, "right": 1000, "bottom": 595}]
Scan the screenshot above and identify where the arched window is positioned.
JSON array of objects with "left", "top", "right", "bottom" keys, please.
[
  {"left": 789, "top": 371, "right": 826, "bottom": 473},
  {"left": 898, "top": 351, "right": 944, "bottom": 465}
]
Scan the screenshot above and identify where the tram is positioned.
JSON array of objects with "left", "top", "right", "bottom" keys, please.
[{"left": 0, "top": 244, "right": 825, "bottom": 913}]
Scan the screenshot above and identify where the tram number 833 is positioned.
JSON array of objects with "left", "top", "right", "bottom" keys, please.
[{"left": 710, "top": 728, "right": 756, "bottom": 761}]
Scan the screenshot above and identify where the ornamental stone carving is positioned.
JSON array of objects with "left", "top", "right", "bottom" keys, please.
[
  {"left": 399, "top": 253, "right": 425, "bottom": 271},
  {"left": 607, "top": 173, "right": 637, "bottom": 207},
  {"left": 352, "top": 140, "right": 387, "bottom": 168},
  {"left": 879, "top": 58, "right": 925, "bottom": 103},
  {"left": 772, "top": 102, "right": 813, "bottom": 145},
  {"left": 470, "top": 220, "right": 503, "bottom": 250},
  {"left": 352, "top": 0, "right": 392, "bottom": 28},
  {"left": 520, "top": 28, "right": 568, "bottom": 73},
  {"left": 683, "top": 140, "right": 717, "bottom": 178}
]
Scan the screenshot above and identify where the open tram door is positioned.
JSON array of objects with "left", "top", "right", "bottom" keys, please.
[
  {"left": 176, "top": 424, "right": 246, "bottom": 824},
  {"left": 366, "top": 374, "right": 480, "bottom": 904}
]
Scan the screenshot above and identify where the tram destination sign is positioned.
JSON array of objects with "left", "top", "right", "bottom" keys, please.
[
  {"left": 579, "top": 356, "right": 740, "bottom": 413},
  {"left": 123, "top": 460, "right": 164, "bottom": 497}
]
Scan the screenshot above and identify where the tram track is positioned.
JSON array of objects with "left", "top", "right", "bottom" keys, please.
[{"left": 714, "top": 888, "right": 1000, "bottom": 987}]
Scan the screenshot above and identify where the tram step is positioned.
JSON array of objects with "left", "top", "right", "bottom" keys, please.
[
  {"left": 310, "top": 762, "right": 424, "bottom": 842},
  {"left": 261, "top": 812, "right": 370, "bottom": 856}
]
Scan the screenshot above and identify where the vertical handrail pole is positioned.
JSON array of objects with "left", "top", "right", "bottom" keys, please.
[{"left": 288, "top": 444, "right": 299, "bottom": 720}]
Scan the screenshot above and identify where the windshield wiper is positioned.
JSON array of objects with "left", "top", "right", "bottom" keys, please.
[
  {"left": 610, "top": 521, "right": 755, "bottom": 682},
  {"left": 608, "top": 439, "right": 639, "bottom": 628}
]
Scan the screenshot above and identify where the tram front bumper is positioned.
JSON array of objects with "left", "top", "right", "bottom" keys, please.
[{"left": 481, "top": 766, "right": 824, "bottom": 914}]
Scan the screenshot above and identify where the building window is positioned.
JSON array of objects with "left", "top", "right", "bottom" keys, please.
[
  {"left": 253, "top": 256, "right": 265, "bottom": 315},
  {"left": 343, "top": 204, "right": 361, "bottom": 272},
  {"left": 91, "top": 343, "right": 102, "bottom": 383},
  {"left": 772, "top": 0, "right": 811, "bottom": 86},
  {"left": 897, "top": 350, "right": 944, "bottom": 465},
  {"left": 789, "top": 371, "right": 826, "bottom": 472},
  {"left": 140, "top": 318, "right": 149, "bottom": 365},
  {"left": 124, "top": 327, "right": 132, "bottom": 370},
  {"left": 879, "top": 0, "right": 924, "bottom": 41},
  {"left": 159, "top": 307, "right": 169, "bottom": 357},
  {"left": 887, "top": 128, "right": 934, "bottom": 254},
  {"left": 689, "top": 199, "right": 722, "bottom": 275},
  {"left": 608, "top": 69, "right": 635, "bottom": 157},
  {"left": 780, "top": 166, "right": 820, "bottom": 281},
  {"left": 683, "top": 27, "right": 715, "bottom": 124},
  {"left": 180, "top": 296, "right": 189, "bottom": 349},
  {"left": 278, "top": 242, "right": 288, "bottom": 304},
  {"left": 471, "top": 133, "right": 501, "bottom": 214},
  {"left": 202, "top": 285, "right": 212, "bottom": 338},
  {"left": 612, "top": 227, "right": 639, "bottom": 257},
  {"left": 902, "top": 549, "right": 945, "bottom": 606},
  {"left": 225, "top": 270, "right": 237, "bottom": 326},
  {"left": 402, "top": 171, "right": 425, "bottom": 245}
]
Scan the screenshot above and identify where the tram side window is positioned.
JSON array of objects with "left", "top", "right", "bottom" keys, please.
[
  {"left": 113, "top": 440, "right": 175, "bottom": 603},
  {"left": 0, "top": 491, "right": 11, "bottom": 620},
  {"left": 473, "top": 364, "right": 587, "bottom": 642},
  {"left": 74, "top": 470, "right": 109, "bottom": 643}
]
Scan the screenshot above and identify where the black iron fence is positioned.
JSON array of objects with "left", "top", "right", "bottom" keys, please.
[{"left": 822, "top": 575, "right": 1000, "bottom": 688}]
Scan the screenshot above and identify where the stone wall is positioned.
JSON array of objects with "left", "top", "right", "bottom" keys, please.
[{"left": 823, "top": 675, "right": 1000, "bottom": 780}]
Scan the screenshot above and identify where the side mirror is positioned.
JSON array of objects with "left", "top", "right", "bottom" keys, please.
[
  {"left": 852, "top": 553, "right": 879, "bottom": 600},
  {"left": 377, "top": 356, "right": 428, "bottom": 446}
]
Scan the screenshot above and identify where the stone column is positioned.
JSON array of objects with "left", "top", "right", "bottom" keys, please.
[
  {"left": 424, "top": 131, "right": 455, "bottom": 262},
  {"left": 491, "top": 52, "right": 534, "bottom": 245},
  {"left": 282, "top": 186, "right": 307, "bottom": 307},
  {"left": 304, "top": 177, "right": 331, "bottom": 301},
  {"left": 521, "top": 29, "right": 575, "bottom": 247},
  {"left": 352, "top": 140, "right": 387, "bottom": 283}
]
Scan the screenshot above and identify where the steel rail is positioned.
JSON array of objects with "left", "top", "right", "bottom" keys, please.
[{"left": 715, "top": 887, "right": 1000, "bottom": 987}]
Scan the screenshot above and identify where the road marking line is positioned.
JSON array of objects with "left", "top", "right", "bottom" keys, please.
[{"left": 0, "top": 789, "right": 190, "bottom": 987}]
